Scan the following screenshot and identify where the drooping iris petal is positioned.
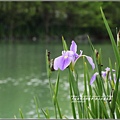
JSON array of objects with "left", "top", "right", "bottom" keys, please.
[
  {"left": 90, "top": 72, "right": 99, "bottom": 85},
  {"left": 85, "top": 55, "right": 95, "bottom": 70},
  {"left": 54, "top": 51, "right": 74, "bottom": 71},
  {"left": 54, "top": 56, "right": 64, "bottom": 70},
  {"left": 70, "top": 41, "right": 77, "bottom": 53}
]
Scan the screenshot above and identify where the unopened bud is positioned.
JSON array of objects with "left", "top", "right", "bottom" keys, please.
[{"left": 95, "top": 49, "right": 99, "bottom": 59}]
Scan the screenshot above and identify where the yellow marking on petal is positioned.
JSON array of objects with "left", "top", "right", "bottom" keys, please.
[{"left": 64, "top": 55, "right": 68, "bottom": 59}]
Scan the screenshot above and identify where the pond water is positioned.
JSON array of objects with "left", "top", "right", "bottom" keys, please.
[{"left": 0, "top": 43, "right": 115, "bottom": 118}]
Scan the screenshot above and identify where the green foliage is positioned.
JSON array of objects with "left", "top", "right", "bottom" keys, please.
[
  {"left": 16, "top": 6, "right": 120, "bottom": 119},
  {"left": 0, "top": 1, "right": 120, "bottom": 42},
  {"left": 13, "top": 5, "right": 120, "bottom": 119},
  {"left": 44, "top": 7, "right": 120, "bottom": 119},
  {"left": 19, "top": 108, "right": 24, "bottom": 119}
]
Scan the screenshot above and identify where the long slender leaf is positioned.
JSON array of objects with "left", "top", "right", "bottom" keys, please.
[
  {"left": 100, "top": 7, "right": 120, "bottom": 66},
  {"left": 100, "top": 7, "right": 120, "bottom": 118},
  {"left": 68, "top": 70, "right": 77, "bottom": 119},
  {"left": 87, "top": 107, "right": 96, "bottom": 119},
  {"left": 62, "top": 36, "right": 68, "bottom": 51},
  {"left": 85, "top": 61, "right": 95, "bottom": 116},
  {"left": 83, "top": 61, "right": 88, "bottom": 99},
  {"left": 56, "top": 100, "right": 62, "bottom": 119},
  {"left": 116, "top": 102, "right": 120, "bottom": 118},
  {"left": 19, "top": 108, "right": 24, "bottom": 119},
  {"left": 111, "top": 67, "right": 120, "bottom": 117},
  {"left": 93, "top": 87, "right": 110, "bottom": 118},
  {"left": 69, "top": 68, "right": 82, "bottom": 118},
  {"left": 41, "top": 108, "right": 50, "bottom": 119},
  {"left": 87, "top": 35, "right": 95, "bottom": 52},
  {"left": 34, "top": 96, "right": 40, "bottom": 118},
  {"left": 54, "top": 70, "right": 60, "bottom": 102},
  {"left": 54, "top": 70, "right": 63, "bottom": 119}
]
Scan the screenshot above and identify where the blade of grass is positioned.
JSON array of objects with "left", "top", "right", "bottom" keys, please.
[
  {"left": 87, "top": 106, "right": 96, "bottom": 119},
  {"left": 69, "top": 68, "right": 78, "bottom": 118},
  {"left": 34, "top": 96, "right": 40, "bottom": 118},
  {"left": 19, "top": 108, "right": 24, "bottom": 119},
  {"left": 100, "top": 7, "right": 120, "bottom": 66},
  {"left": 116, "top": 102, "right": 120, "bottom": 118},
  {"left": 111, "top": 67, "right": 120, "bottom": 118},
  {"left": 68, "top": 73, "right": 77, "bottom": 119},
  {"left": 54, "top": 70, "right": 60, "bottom": 101},
  {"left": 100, "top": 10, "right": 120, "bottom": 116},
  {"left": 93, "top": 87, "right": 109, "bottom": 118},
  {"left": 41, "top": 108, "right": 50, "bottom": 119},
  {"left": 85, "top": 61, "right": 95, "bottom": 117},
  {"left": 87, "top": 35, "right": 95, "bottom": 52},
  {"left": 83, "top": 62, "right": 88, "bottom": 118},
  {"left": 53, "top": 70, "right": 62, "bottom": 119},
  {"left": 62, "top": 36, "right": 68, "bottom": 51},
  {"left": 83, "top": 61, "right": 88, "bottom": 106},
  {"left": 56, "top": 100, "right": 62, "bottom": 119},
  {"left": 69, "top": 68, "right": 83, "bottom": 118}
]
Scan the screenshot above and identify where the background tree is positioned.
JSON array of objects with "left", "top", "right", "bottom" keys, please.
[{"left": 0, "top": 1, "right": 120, "bottom": 43}]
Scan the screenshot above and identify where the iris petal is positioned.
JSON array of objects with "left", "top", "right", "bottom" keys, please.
[
  {"left": 61, "top": 57, "right": 72, "bottom": 70},
  {"left": 54, "top": 51, "right": 73, "bottom": 71},
  {"left": 73, "top": 50, "right": 82, "bottom": 63},
  {"left": 90, "top": 72, "right": 99, "bottom": 85},
  {"left": 101, "top": 71, "right": 106, "bottom": 78},
  {"left": 70, "top": 41, "right": 77, "bottom": 53},
  {"left": 105, "top": 67, "right": 115, "bottom": 72},
  {"left": 85, "top": 55, "right": 95, "bottom": 70},
  {"left": 54, "top": 56, "right": 63, "bottom": 70},
  {"left": 105, "top": 67, "right": 110, "bottom": 72}
]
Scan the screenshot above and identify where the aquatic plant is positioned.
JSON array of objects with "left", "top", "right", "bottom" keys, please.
[
  {"left": 54, "top": 40, "right": 95, "bottom": 71},
  {"left": 44, "top": 7, "right": 120, "bottom": 119},
  {"left": 17, "top": 7, "right": 120, "bottom": 119}
]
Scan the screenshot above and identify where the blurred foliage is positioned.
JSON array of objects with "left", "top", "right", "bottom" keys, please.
[{"left": 0, "top": 1, "right": 120, "bottom": 43}]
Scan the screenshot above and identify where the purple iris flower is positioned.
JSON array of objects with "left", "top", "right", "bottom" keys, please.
[
  {"left": 90, "top": 67, "right": 116, "bottom": 85},
  {"left": 54, "top": 40, "right": 95, "bottom": 71}
]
